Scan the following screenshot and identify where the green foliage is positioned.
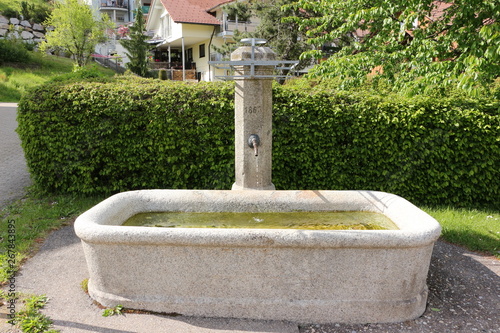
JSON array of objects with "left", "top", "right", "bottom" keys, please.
[
  {"left": 20, "top": 0, "right": 51, "bottom": 23},
  {"left": 40, "top": 0, "right": 114, "bottom": 67},
  {"left": 102, "top": 305, "right": 124, "bottom": 317},
  {"left": 20, "top": 1, "right": 32, "bottom": 19},
  {"left": 215, "top": 0, "right": 311, "bottom": 72},
  {"left": 1, "top": 8, "right": 20, "bottom": 18},
  {"left": 285, "top": 0, "right": 500, "bottom": 95},
  {"left": 158, "top": 68, "right": 167, "bottom": 80},
  {"left": 250, "top": 0, "right": 311, "bottom": 71},
  {"left": 17, "top": 77, "right": 499, "bottom": 208},
  {"left": 0, "top": 192, "right": 104, "bottom": 283},
  {"left": 424, "top": 207, "right": 500, "bottom": 257},
  {"left": 0, "top": 37, "right": 31, "bottom": 65},
  {"left": 17, "top": 78, "right": 235, "bottom": 194},
  {"left": 211, "top": 29, "right": 250, "bottom": 61},
  {"left": 0, "top": 0, "right": 52, "bottom": 20},
  {"left": 11, "top": 295, "right": 59, "bottom": 332},
  {"left": 272, "top": 80, "right": 499, "bottom": 208},
  {"left": 120, "top": 2, "right": 150, "bottom": 77},
  {"left": 0, "top": 53, "right": 116, "bottom": 102},
  {"left": 223, "top": 1, "right": 252, "bottom": 22},
  {"left": 47, "top": 63, "right": 110, "bottom": 83},
  {"left": 80, "top": 279, "right": 89, "bottom": 293}
]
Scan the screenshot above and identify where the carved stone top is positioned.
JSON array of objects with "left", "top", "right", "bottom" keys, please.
[{"left": 231, "top": 46, "right": 276, "bottom": 62}]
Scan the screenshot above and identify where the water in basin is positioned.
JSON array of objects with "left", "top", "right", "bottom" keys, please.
[{"left": 122, "top": 211, "right": 399, "bottom": 230}]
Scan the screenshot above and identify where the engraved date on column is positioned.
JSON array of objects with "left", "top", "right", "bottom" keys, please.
[{"left": 244, "top": 106, "right": 261, "bottom": 114}]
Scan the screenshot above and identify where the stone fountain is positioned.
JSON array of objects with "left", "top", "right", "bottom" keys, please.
[{"left": 75, "top": 40, "right": 441, "bottom": 324}]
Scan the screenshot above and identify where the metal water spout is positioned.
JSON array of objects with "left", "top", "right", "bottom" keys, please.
[{"left": 248, "top": 134, "right": 260, "bottom": 156}]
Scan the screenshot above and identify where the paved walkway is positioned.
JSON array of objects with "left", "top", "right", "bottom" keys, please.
[
  {"left": 0, "top": 103, "right": 31, "bottom": 208},
  {"left": 11, "top": 226, "right": 299, "bottom": 333}
]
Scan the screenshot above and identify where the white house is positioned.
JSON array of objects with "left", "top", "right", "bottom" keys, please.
[
  {"left": 146, "top": 0, "right": 259, "bottom": 81},
  {"left": 86, "top": 0, "right": 151, "bottom": 66}
]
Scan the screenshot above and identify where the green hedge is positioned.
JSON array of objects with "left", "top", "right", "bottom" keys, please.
[
  {"left": 17, "top": 77, "right": 235, "bottom": 193},
  {"left": 17, "top": 77, "right": 499, "bottom": 208},
  {"left": 272, "top": 84, "right": 499, "bottom": 208}
]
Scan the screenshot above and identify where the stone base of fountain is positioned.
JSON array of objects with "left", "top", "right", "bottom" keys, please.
[
  {"left": 231, "top": 182, "right": 276, "bottom": 190},
  {"left": 75, "top": 189, "right": 440, "bottom": 324}
]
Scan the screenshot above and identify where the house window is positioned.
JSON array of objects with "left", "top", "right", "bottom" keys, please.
[
  {"left": 199, "top": 44, "right": 206, "bottom": 58},
  {"left": 161, "top": 13, "right": 171, "bottom": 38}
]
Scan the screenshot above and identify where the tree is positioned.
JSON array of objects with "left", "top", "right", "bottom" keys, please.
[
  {"left": 251, "top": 0, "right": 311, "bottom": 71},
  {"left": 212, "top": 0, "right": 311, "bottom": 74},
  {"left": 40, "top": 0, "right": 113, "bottom": 67},
  {"left": 211, "top": 2, "right": 253, "bottom": 61},
  {"left": 285, "top": 0, "right": 500, "bottom": 95},
  {"left": 20, "top": 0, "right": 52, "bottom": 23},
  {"left": 119, "top": 2, "right": 150, "bottom": 77}
]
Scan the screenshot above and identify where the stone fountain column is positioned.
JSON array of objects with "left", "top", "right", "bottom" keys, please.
[{"left": 231, "top": 46, "right": 276, "bottom": 190}]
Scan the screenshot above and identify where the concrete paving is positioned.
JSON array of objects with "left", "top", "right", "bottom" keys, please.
[
  {"left": 13, "top": 225, "right": 299, "bottom": 333},
  {"left": 0, "top": 103, "right": 31, "bottom": 208}
]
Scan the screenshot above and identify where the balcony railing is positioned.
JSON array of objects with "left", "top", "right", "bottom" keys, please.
[
  {"left": 150, "top": 61, "right": 196, "bottom": 70},
  {"left": 149, "top": 65, "right": 198, "bottom": 81},
  {"left": 100, "top": 1, "right": 128, "bottom": 9},
  {"left": 219, "top": 20, "right": 258, "bottom": 36}
]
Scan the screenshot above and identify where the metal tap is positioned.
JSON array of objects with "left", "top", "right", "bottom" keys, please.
[{"left": 248, "top": 134, "right": 260, "bottom": 156}]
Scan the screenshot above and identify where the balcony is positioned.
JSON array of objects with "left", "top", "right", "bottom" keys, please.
[
  {"left": 99, "top": 1, "right": 128, "bottom": 10},
  {"left": 217, "top": 20, "right": 258, "bottom": 37},
  {"left": 149, "top": 61, "right": 198, "bottom": 81}
]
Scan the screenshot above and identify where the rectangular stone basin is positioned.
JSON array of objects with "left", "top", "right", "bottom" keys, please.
[{"left": 74, "top": 190, "right": 441, "bottom": 324}]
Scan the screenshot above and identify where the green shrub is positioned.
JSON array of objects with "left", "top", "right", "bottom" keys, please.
[
  {"left": 272, "top": 84, "right": 499, "bottom": 208},
  {"left": 47, "top": 64, "right": 110, "bottom": 83},
  {"left": 0, "top": 38, "right": 31, "bottom": 64},
  {"left": 1, "top": 8, "right": 19, "bottom": 18},
  {"left": 20, "top": 0, "right": 51, "bottom": 24},
  {"left": 17, "top": 77, "right": 499, "bottom": 208},
  {"left": 158, "top": 68, "right": 167, "bottom": 80},
  {"left": 18, "top": 78, "right": 235, "bottom": 194}
]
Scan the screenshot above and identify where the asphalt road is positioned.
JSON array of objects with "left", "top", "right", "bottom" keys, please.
[{"left": 0, "top": 103, "right": 31, "bottom": 208}]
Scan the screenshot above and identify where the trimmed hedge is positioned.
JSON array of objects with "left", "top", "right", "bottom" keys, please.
[
  {"left": 17, "top": 77, "right": 235, "bottom": 193},
  {"left": 272, "top": 84, "right": 499, "bottom": 208},
  {"left": 17, "top": 77, "right": 499, "bottom": 208}
]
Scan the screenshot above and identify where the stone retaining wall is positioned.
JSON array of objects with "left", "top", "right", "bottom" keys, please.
[{"left": 0, "top": 15, "right": 46, "bottom": 44}]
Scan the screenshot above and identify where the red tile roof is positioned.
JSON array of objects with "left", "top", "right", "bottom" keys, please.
[
  {"left": 159, "top": 0, "right": 234, "bottom": 25},
  {"left": 427, "top": 1, "right": 454, "bottom": 22}
]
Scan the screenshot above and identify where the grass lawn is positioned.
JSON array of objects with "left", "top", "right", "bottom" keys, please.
[
  {"left": 0, "top": 52, "right": 116, "bottom": 102},
  {"left": 0, "top": 0, "right": 50, "bottom": 15},
  {"left": 424, "top": 206, "right": 500, "bottom": 257},
  {"left": 0, "top": 193, "right": 105, "bottom": 283}
]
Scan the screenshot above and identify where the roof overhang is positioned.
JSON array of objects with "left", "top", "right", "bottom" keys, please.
[{"left": 157, "top": 35, "right": 213, "bottom": 48}]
